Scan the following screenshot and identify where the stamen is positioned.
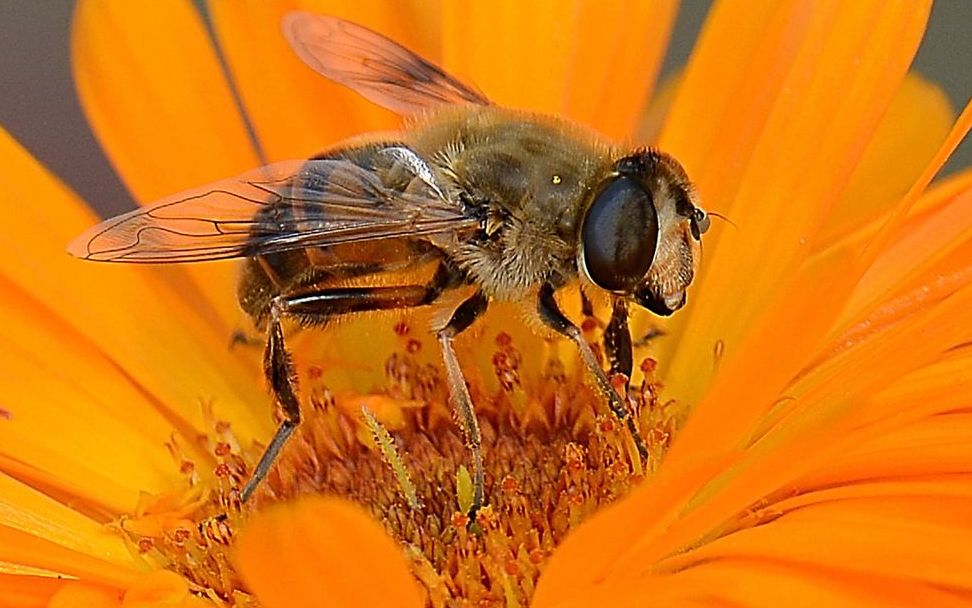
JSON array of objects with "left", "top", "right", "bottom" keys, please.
[
  {"left": 135, "top": 317, "right": 680, "bottom": 605},
  {"left": 455, "top": 464, "right": 475, "bottom": 516},
  {"left": 361, "top": 405, "right": 421, "bottom": 510}
]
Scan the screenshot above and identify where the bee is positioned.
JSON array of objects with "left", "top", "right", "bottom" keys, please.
[{"left": 69, "top": 13, "right": 709, "bottom": 515}]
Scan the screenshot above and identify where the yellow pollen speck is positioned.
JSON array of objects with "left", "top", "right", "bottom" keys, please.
[
  {"left": 552, "top": 174, "right": 562, "bottom": 184},
  {"left": 455, "top": 464, "right": 475, "bottom": 516}
]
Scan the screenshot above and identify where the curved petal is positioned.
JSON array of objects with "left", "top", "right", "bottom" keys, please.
[
  {"left": 0, "top": 573, "right": 68, "bottom": 608},
  {"left": 814, "top": 73, "right": 955, "bottom": 248},
  {"left": 48, "top": 582, "right": 121, "bottom": 608},
  {"left": 562, "top": 0, "right": 678, "bottom": 141},
  {"left": 443, "top": 1, "right": 677, "bottom": 141},
  {"left": 72, "top": 0, "right": 261, "bottom": 328},
  {"left": 0, "top": 525, "right": 136, "bottom": 589},
  {"left": 0, "top": 283, "right": 200, "bottom": 512},
  {"left": 0, "top": 130, "right": 270, "bottom": 480},
  {"left": 206, "top": 1, "right": 442, "bottom": 163},
  {"left": 537, "top": 272, "right": 972, "bottom": 606},
  {"left": 659, "top": 0, "right": 931, "bottom": 405},
  {"left": 233, "top": 497, "right": 424, "bottom": 608},
  {"left": 836, "top": 124, "right": 972, "bottom": 329},
  {"left": 72, "top": 0, "right": 258, "bottom": 204},
  {"left": 0, "top": 473, "right": 133, "bottom": 569}
]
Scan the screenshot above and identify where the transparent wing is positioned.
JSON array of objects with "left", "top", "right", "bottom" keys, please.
[
  {"left": 282, "top": 12, "right": 490, "bottom": 114},
  {"left": 68, "top": 158, "right": 478, "bottom": 263}
]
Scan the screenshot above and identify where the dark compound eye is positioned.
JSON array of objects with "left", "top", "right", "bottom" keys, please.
[{"left": 580, "top": 176, "right": 659, "bottom": 292}]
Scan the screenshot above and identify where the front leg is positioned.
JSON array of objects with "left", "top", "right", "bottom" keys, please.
[
  {"left": 537, "top": 283, "right": 649, "bottom": 462},
  {"left": 604, "top": 297, "right": 633, "bottom": 380}
]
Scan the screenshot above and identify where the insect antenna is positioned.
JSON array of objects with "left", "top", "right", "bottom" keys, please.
[{"left": 707, "top": 210, "right": 737, "bottom": 229}]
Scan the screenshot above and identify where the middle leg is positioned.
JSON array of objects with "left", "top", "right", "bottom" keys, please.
[{"left": 436, "top": 290, "right": 489, "bottom": 518}]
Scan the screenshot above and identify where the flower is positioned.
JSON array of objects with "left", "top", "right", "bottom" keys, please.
[{"left": 1, "top": 1, "right": 971, "bottom": 607}]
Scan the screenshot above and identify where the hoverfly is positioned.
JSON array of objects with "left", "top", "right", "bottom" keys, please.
[{"left": 69, "top": 13, "right": 709, "bottom": 516}]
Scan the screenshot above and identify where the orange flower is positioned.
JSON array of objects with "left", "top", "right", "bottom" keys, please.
[{"left": 1, "top": 1, "right": 971, "bottom": 607}]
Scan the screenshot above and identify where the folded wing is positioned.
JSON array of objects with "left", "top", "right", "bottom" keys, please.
[{"left": 68, "top": 158, "right": 477, "bottom": 263}]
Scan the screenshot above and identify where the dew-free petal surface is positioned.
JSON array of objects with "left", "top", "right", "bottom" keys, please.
[
  {"left": 815, "top": 73, "right": 954, "bottom": 247},
  {"left": 662, "top": 1, "right": 930, "bottom": 405},
  {"left": 0, "top": 129, "right": 269, "bottom": 470},
  {"left": 233, "top": 496, "right": 424, "bottom": 608},
  {"left": 443, "top": 0, "right": 676, "bottom": 141},
  {"left": 72, "top": 0, "right": 261, "bottom": 328},
  {"left": 207, "top": 0, "right": 439, "bottom": 163}
]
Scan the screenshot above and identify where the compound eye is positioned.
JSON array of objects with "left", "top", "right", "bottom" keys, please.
[{"left": 580, "top": 176, "right": 659, "bottom": 292}]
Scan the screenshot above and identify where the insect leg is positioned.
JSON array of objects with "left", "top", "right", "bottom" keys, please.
[
  {"left": 537, "top": 283, "right": 649, "bottom": 462},
  {"left": 604, "top": 297, "right": 633, "bottom": 380},
  {"left": 580, "top": 290, "right": 595, "bottom": 318},
  {"left": 436, "top": 290, "right": 489, "bottom": 518},
  {"left": 241, "top": 265, "right": 458, "bottom": 501},
  {"left": 242, "top": 300, "right": 301, "bottom": 502}
]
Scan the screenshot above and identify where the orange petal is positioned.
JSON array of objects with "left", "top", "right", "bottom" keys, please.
[
  {"left": 857, "top": 98, "right": 972, "bottom": 272},
  {"left": 48, "top": 582, "right": 122, "bottom": 608},
  {"left": 0, "top": 130, "right": 269, "bottom": 465},
  {"left": 660, "top": 1, "right": 931, "bottom": 404},
  {"left": 72, "top": 0, "right": 258, "bottom": 203},
  {"left": 16, "top": 570, "right": 205, "bottom": 608},
  {"left": 0, "top": 573, "right": 68, "bottom": 608},
  {"left": 233, "top": 496, "right": 424, "bottom": 608},
  {"left": 838, "top": 185, "right": 972, "bottom": 328},
  {"left": 553, "top": 557, "right": 972, "bottom": 608},
  {"left": 649, "top": 559, "right": 971, "bottom": 608},
  {"left": 797, "top": 416, "right": 972, "bottom": 486},
  {"left": 72, "top": 0, "right": 261, "bottom": 328},
  {"left": 800, "top": 103, "right": 972, "bottom": 354},
  {"left": 866, "top": 348, "right": 972, "bottom": 422},
  {"left": 443, "top": 0, "right": 676, "bottom": 139},
  {"left": 660, "top": 243, "right": 858, "bottom": 473},
  {"left": 562, "top": 0, "right": 678, "bottom": 141},
  {"left": 660, "top": 0, "right": 822, "bottom": 210},
  {"left": 0, "top": 284, "right": 196, "bottom": 512},
  {"left": 814, "top": 73, "right": 955, "bottom": 248},
  {"left": 0, "top": 472, "right": 134, "bottom": 567},
  {"left": 121, "top": 570, "right": 206, "bottom": 608},
  {"left": 443, "top": 2, "right": 569, "bottom": 114},
  {"left": 206, "top": 0, "right": 441, "bottom": 162},
  {"left": 791, "top": 273, "right": 972, "bottom": 433},
  {"left": 646, "top": 284, "right": 972, "bottom": 565},
  {"left": 659, "top": 501, "right": 972, "bottom": 589},
  {"left": 0, "top": 525, "right": 136, "bottom": 589}
]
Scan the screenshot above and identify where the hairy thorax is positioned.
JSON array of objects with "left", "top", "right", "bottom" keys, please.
[{"left": 412, "top": 106, "right": 616, "bottom": 300}]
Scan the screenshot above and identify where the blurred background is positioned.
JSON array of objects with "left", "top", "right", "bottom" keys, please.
[{"left": 1, "top": 1, "right": 969, "bottom": 217}]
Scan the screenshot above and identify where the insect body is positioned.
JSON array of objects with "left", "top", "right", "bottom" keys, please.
[{"left": 69, "top": 13, "right": 709, "bottom": 515}]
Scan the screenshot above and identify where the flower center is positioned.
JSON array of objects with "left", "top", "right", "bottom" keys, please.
[{"left": 137, "top": 318, "right": 676, "bottom": 606}]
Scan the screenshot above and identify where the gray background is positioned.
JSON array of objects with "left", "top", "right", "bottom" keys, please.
[{"left": 1, "top": 1, "right": 969, "bottom": 218}]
